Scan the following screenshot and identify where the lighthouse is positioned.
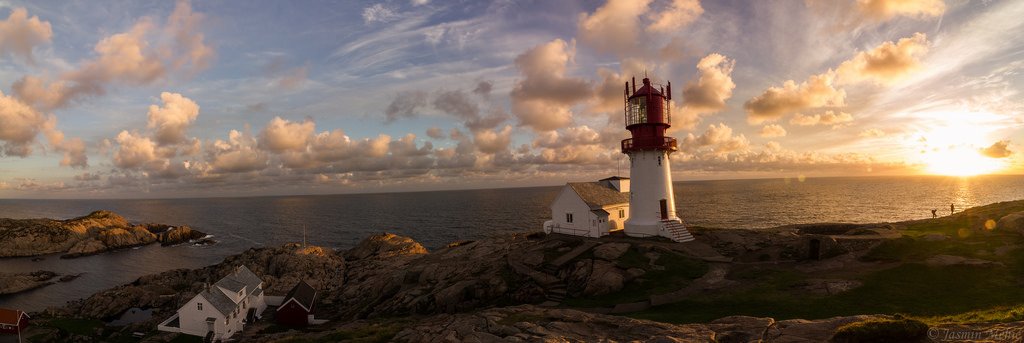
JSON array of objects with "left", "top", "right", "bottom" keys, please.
[{"left": 621, "top": 76, "right": 694, "bottom": 242}]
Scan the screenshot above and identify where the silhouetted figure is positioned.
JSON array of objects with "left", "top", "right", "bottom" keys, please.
[
  {"left": 931, "top": 209, "right": 937, "bottom": 218},
  {"left": 950, "top": 203, "right": 955, "bottom": 215}
]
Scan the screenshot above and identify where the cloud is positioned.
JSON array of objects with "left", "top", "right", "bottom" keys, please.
[
  {"left": 759, "top": 124, "right": 788, "bottom": 138},
  {"left": 112, "top": 131, "right": 157, "bottom": 169},
  {"left": 425, "top": 127, "right": 445, "bottom": 139},
  {"left": 681, "top": 123, "right": 750, "bottom": 155},
  {"left": 0, "top": 7, "right": 52, "bottom": 63},
  {"left": 744, "top": 72, "right": 846, "bottom": 124},
  {"left": 647, "top": 0, "right": 703, "bottom": 32},
  {"left": 856, "top": 0, "right": 946, "bottom": 21},
  {"left": 576, "top": 0, "right": 652, "bottom": 54},
  {"left": 12, "top": 0, "right": 213, "bottom": 111},
  {"left": 258, "top": 117, "right": 316, "bottom": 153},
  {"left": 790, "top": 111, "right": 854, "bottom": 126},
  {"left": 859, "top": 128, "right": 886, "bottom": 138},
  {"left": 147, "top": 92, "right": 200, "bottom": 145},
  {"left": 384, "top": 90, "right": 428, "bottom": 123},
  {"left": 209, "top": 129, "right": 268, "bottom": 173},
  {"left": 0, "top": 91, "right": 51, "bottom": 157},
  {"left": 678, "top": 53, "right": 736, "bottom": 127},
  {"left": 836, "top": 33, "right": 930, "bottom": 84},
  {"left": 510, "top": 39, "right": 591, "bottom": 132},
  {"left": 980, "top": 140, "right": 1011, "bottom": 158},
  {"left": 473, "top": 125, "right": 513, "bottom": 154},
  {"left": 363, "top": 4, "right": 399, "bottom": 24}
]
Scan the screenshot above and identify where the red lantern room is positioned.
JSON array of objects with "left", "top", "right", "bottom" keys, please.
[{"left": 621, "top": 76, "right": 678, "bottom": 153}]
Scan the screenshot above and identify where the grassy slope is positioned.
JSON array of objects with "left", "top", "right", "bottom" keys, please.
[{"left": 614, "top": 200, "right": 1024, "bottom": 324}]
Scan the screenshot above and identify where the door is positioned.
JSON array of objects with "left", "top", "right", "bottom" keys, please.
[
  {"left": 809, "top": 239, "right": 821, "bottom": 260},
  {"left": 659, "top": 199, "right": 668, "bottom": 219}
]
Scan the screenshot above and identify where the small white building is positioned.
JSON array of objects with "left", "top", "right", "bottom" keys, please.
[
  {"left": 543, "top": 176, "right": 631, "bottom": 238},
  {"left": 158, "top": 265, "right": 267, "bottom": 341}
]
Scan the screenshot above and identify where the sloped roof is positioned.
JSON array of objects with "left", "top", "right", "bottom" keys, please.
[
  {"left": 199, "top": 288, "right": 236, "bottom": 317},
  {"left": 568, "top": 182, "right": 629, "bottom": 209},
  {"left": 279, "top": 280, "right": 317, "bottom": 312},
  {"left": 230, "top": 265, "right": 263, "bottom": 293},
  {"left": 215, "top": 278, "right": 247, "bottom": 293},
  {"left": 0, "top": 308, "right": 27, "bottom": 325},
  {"left": 599, "top": 176, "right": 629, "bottom": 181}
]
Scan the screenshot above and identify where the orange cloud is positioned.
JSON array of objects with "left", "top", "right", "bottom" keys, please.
[
  {"left": 510, "top": 39, "right": 591, "bottom": 132},
  {"left": 0, "top": 8, "right": 52, "bottom": 63},
  {"left": 836, "top": 33, "right": 930, "bottom": 84}
]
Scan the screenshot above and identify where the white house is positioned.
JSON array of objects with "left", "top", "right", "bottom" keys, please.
[
  {"left": 543, "top": 176, "right": 630, "bottom": 238},
  {"left": 158, "top": 265, "right": 267, "bottom": 341}
]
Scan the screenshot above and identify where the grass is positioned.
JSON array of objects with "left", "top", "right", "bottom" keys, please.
[
  {"left": 830, "top": 317, "right": 929, "bottom": 343},
  {"left": 44, "top": 318, "right": 104, "bottom": 336},
  {"left": 628, "top": 235, "right": 1024, "bottom": 324},
  {"left": 169, "top": 334, "right": 205, "bottom": 343}
]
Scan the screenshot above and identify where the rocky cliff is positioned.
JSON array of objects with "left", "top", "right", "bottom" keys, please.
[{"left": 0, "top": 210, "right": 207, "bottom": 258}]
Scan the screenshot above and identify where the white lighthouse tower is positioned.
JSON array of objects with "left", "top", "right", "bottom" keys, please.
[{"left": 622, "top": 76, "right": 694, "bottom": 242}]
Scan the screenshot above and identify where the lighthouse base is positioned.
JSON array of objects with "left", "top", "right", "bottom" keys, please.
[{"left": 625, "top": 218, "right": 694, "bottom": 242}]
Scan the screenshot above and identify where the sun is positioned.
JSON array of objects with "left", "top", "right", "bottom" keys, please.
[{"left": 923, "top": 146, "right": 1005, "bottom": 176}]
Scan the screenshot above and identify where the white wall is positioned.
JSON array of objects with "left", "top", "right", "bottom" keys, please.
[
  {"left": 549, "top": 186, "right": 599, "bottom": 237},
  {"left": 177, "top": 294, "right": 224, "bottom": 337},
  {"left": 604, "top": 205, "right": 629, "bottom": 231},
  {"left": 624, "top": 149, "right": 677, "bottom": 237}
]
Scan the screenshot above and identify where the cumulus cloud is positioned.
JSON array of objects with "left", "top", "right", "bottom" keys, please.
[
  {"left": 759, "top": 124, "right": 788, "bottom": 138},
  {"left": 647, "top": 0, "right": 703, "bottom": 32},
  {"left": 856, "top": 0, "right": 945, "bottom": 21},
  {"left": 576, "top": 0, "right": 652, "bottom": 54},
  {"left": 0, "top": 91, "right": 50, "bottom": 157},
  {"left": 473, "top": 125, "right": 513, "bottom": 154},
  {"left": 744, "top": 72, "right": 846, "bottom": 124},
  {"left": 208, "top": 129, "right": 268, "bottom": 173},
  {"left": 836, "top": 33, "right": 930, "bottom": 84},
  {"left": 12, "top": 0, "right": 213, "bottom": 111},
  {"left": 147, "top": 92, "right": 200, "bottom": 145},
  {"left": 980, "top": 140, "right": 1012, "bottom": 158},
  {"left": 112, "top": 131, "right": 157, "bottom": 169},
  {"left": 681, "top": 123, "right": 750, "bottom": 155},
  {"left": 678, "top": 53, "right": 736, "bottom": 127},
  {"left": 258, "top": 117, "right": 316, "bottom": 153},
  {"left": 0, "top": 7, "right": 52, "bottom": 63},
  {"left": 790, "top": 111, "right": 854, "bottom": 126},
  {"left": 510, "top": 39, "right": 591, "bottom": 132}
]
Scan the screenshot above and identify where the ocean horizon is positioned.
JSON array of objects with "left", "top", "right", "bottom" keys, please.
[{"left": 3, "top": 174, "right": 1024, "bottom": 311}]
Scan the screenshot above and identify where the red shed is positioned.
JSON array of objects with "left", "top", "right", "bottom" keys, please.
[
  {"left": 276, "top": 280, "right": 317, "bottom": 327},
  {"left": 0, "top": 308, "right": 29, "bottom": 335}
]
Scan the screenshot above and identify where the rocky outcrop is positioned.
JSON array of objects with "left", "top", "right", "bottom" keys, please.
[
  {"left": 925, "top": 254, "right": 1003, "bottom": 267},
  {"left": 0, "top": 211, "right": 207, "bottom": 258},
  {"left": 334, "top": 233, "right": 542, "bottom": 319},
  {"left": 0, "top": 271, "right": 59, "bottom": 295},
  {"left": 62, "top": 243, "right": 345, "bottom": 320}
]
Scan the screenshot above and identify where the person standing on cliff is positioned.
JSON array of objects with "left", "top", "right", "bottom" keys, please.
[
  {"left": 950, "top": 203, "right": 955, "bottom": 215},
  {"left": 932, "top": 209, "right": 938, "bottom": 218}
]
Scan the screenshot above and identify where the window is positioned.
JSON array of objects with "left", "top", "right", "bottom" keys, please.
[
  {"left": 566, "top": 213, "right": 573, "bottom": 223},
  {"left": 197, "top": 302, "right": 203, "bottom": 311},
  {"left": 619, "top": 209, "right": 625, "bottom": 218}
]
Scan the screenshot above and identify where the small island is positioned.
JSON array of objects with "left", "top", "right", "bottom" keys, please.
[
  {"left": 6, "top": 199, "right": 1024, "bottom": 342},
  {"left": 0, "top": 210, "right": 209, "bottom": 260}
]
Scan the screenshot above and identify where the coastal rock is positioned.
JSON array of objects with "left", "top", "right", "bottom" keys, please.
[
  {"left": 391, "top": 305, "right": 716, "bottom": 342},
  {"left": 566, "top": 259, "right": 626, "bottom": 297},
  {"left": 0, "top": 271, "right": 59, "bottom": 295},
  {"left": 593, "top": 242, "right": 630, "bottom": 260},
  {"left": 770, "top": 315, "right": 886, "bottom": 342},
  {"left": 64, "top": 238, "right": 107, "bottom": 258},
  {"left": 146, "top": 224, "right": 206, "bottom": 245},
  {"left": 708, "top": 316, "right": 775, "bottom": 343}
]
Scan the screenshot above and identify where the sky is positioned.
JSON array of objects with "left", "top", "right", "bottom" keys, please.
[{"left": 0, "top": 0, "right": 1021, "bottom": 198}]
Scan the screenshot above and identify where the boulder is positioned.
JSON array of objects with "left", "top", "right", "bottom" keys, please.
[
  {"left": 593, "top": 242, "right": 631, "bottom": 261},
  {"left": 709, "top": 316, "right": 775, "bottom": 343},
  {"left": 583, "top": 260, "right": 626, "bottom": 296},
  {"left": 997, "top": 211, "right": 1024, "bottom": 235}
]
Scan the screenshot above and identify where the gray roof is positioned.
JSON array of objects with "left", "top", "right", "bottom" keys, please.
[
  {"left": 568, "top": 182, "right": 629, "bottom": 209},
  {"left": 198, "top": 265, "right": 264, "bottom": 317},
  {"left": 199, "top": 287, "right": 237, "bottom": 317},
  {"left": 599, "top": 176, "right": 629, "bottom": 181}
]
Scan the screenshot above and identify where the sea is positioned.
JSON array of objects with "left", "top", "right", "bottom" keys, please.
[{"left": 2, "top": 175, "right": 1024, "bottom": 312}]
